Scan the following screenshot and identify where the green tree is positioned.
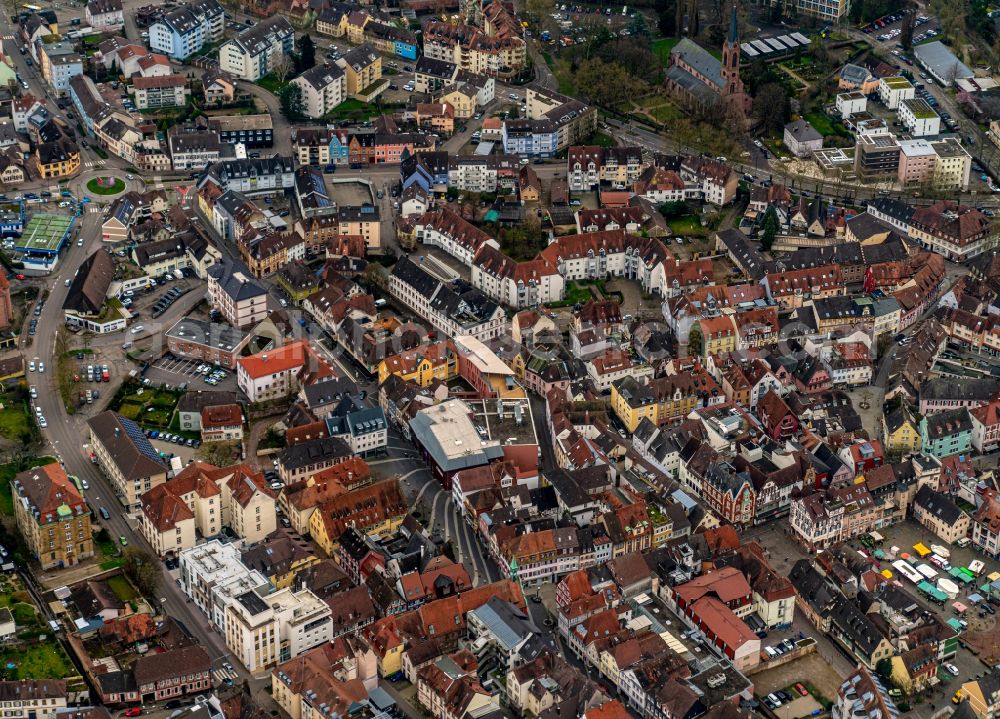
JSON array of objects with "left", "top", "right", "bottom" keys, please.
[
  {"left": 123, "top": 547, "right": 160, "bottom": 597},
  {"left": 657, "top": 200, "right": 688, "bottom": 218},
  {"left": 280, "top": 83, "right": 305, "bottom": 120},
  {"left": 761, "top": 206, "right": 779, "bottom": 251},
  {"left": 297, "top": 34, "right": 316, "bottom": 72},
  {"left": 687, "top": 325, "right": 703, "bottom": 357},
  {"left": 875, "top": 658, "right": 894, "bottom": 680},
  {"left": 900, "top": 8, "right": 915, "bottom": 50}
]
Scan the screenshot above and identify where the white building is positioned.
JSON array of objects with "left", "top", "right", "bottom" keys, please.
[
  {"left": 878, "top": 76, "right": 915, "bottom": 110},
  {"left": 783, "top": 119, "right": 824, "bottom": 158},
  {"left": 219, "top": 17, "right": 295, "bottom": 81},
  {"left": 85, "top": 0, "right": 124, "bottom": 31},
  {"left": 898, "top": 98, "right": 941, "bottom": 137},
  {"left": 835, "top": 92, "right": 867, "bottom": 119},
  {"left": 389, "top": 256, "right": 507, "bottom": 343},
  {"left": 224, "top": 587, "right": 332, "bottom": 672},
  {"left": 179, "top": 540, "right": 270, "bottom": 627},
  {"left": 291, "top": 64, "right": 345, "bottom": 119},
  {"left": 206, "top": 259, "right": 269, "bottom": 329},
  {"left": 236, "top": 340, "right": 315, "bottom": 403}
]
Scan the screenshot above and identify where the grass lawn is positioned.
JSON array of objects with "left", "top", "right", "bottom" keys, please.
[
  {"left": 0, "top": 457, "right": 57, "bottom": 517},
  {"left": 257, "top": 74, "right": 286, "bottom": 95},
  {"left": 106, "top": 575, "right": 136, "bottom": 602},
  {"left": 0, "top": 643, "right": 76, "bottom": 680},
  {"left": 0, "top": 402, "right": 32, "bottom": 446},
  {"left": 86, "top": 177, "right": 125, "bottom": 195},
  {"left": 328, "top": 98, "right": 381, "bottom": 121},
  {"left": 649, "top": 103, "right": 681, "bottom": 123},
  {"left": 803, "top": 112, "right": 852, "bottom": 138},
  {"left": 652, "top": 37, "right": 679, "bottom": 64},
  {"left": 668, "top": 215, "right": 707, "bottom": 236},
  {"left": 563, "top": 281, "right": 595, "bottom": 305},
  {"left": 583, "top": 131, "right": 614, "bottom": 147}
]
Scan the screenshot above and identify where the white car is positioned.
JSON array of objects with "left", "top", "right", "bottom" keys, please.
[
  {"left": 38, "top": 362, "right": 44, "bottom": 373},
  {"left": 945, "top": 663, "right": 960, "bottom": 676},
  {"left": 77, "top": 238, "right": 84, "bottom": 246},
  {"left": 28, "top": 360, "right": 35, "bottom": 371},
  {"left": 81, "top": 479, "right": 89, "bottom": 490},
  {"left": 38, "top": 417, "right": 47, "bottom": 428},
  {"left": 29, "top": 385, "right": 36, "bottom": 398},
  {"left": 131, "top": 325, "right": 145, "bottom": 334},
  {"left": 65, "top": 279, "right": 71, "bottom": 287}
]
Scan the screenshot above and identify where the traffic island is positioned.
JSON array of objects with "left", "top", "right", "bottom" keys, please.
[{"left": 85, "top": 177, "right": 126, "bottom": 196}]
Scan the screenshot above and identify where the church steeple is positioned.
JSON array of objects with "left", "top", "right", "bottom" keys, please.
[{"left": 721, "top": 3, "right": 742, "bottom": 98}]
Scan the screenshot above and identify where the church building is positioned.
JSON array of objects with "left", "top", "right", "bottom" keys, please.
[{"left": 663, "top": 6, "right": 750, "bottom": 116}]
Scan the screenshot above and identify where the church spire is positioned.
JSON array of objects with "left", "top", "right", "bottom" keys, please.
[{"left": 728, "top": 4, "right": 738, "bottom": 45}]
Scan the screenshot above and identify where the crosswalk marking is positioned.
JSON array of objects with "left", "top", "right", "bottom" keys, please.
[
  {"left": 213, "top": 667, "right": 237, "bottom": 684},
  {"left": 87, "top": 205, "right": 101, "bottom": 214},
  {"left": 2, "top": 35, "right": 14, "bottom": 41}
]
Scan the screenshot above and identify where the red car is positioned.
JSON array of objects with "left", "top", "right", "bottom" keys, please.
[
  {"left": 124, "top": 708, "right": 142, "bottom": 717},
  {"left": 14, "top": 274, "right": 24, "bottom": 280},
  {"left": 795, "top": 683, "right": 808, "bottom": 697}
]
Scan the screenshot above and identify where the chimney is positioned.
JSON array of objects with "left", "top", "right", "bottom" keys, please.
[{"left": 262, "top": 354, "right": 268, "bottom": 362}]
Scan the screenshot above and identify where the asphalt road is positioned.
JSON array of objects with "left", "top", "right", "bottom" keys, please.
[{"left": 28, "top": 199, "right": 241, "bottom": 683}]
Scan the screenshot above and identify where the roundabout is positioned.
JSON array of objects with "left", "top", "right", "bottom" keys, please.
[{"left": 85, "top": 176, "right": 126, "bottom": 196}]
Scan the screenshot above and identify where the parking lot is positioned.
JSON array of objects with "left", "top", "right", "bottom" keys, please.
[{"left": 149, "top": 356, "right": 239, "bottom": 392}]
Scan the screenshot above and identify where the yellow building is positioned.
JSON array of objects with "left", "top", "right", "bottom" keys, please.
[
  {"left": 439, "top": 85, "right": 477, "bottom": 119},
  {"left": 694, "top": 315, "right": 738, "bottom": 357},
  {"left": 307, "top": 480, "right": 406, "bottom": 557},
  {"left": 377, "top": 341, "right": 459, "bottom": 386},
  {"left": 242, "top": 535, "right": 320, "bottom": 591},
  {"left": 35, "top": 138, "right": 80, "bottom": 179},
  {"left": 366, "top": 622, "right": 405, "bottom": 677},
  {"left": 611, "top": 371, "right": 723, "bottom": 432},
  {"left": 339, "top": 44, "right": 383, "bottom": 99},
  {"left": 882, "top": 405, "right": 922, "bottom": 455},
  {"left": 12, "top": 463, "right": 93, "bottom": 570}
]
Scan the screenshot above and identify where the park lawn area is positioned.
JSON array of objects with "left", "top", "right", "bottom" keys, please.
[
  {"left": 650, "top": 102, "right": 681, "bottom": 123},
  {"left": 0, "top": 402, "right": 32, "bottom": 446},
  {"left": 112, "top": 387, "right": 181, "bottom": 429},
  {"left": 652, "top": 37, "right": 679, "bottom": 64},
  {"left": 0, "top": 643, "right": 76, "bottom": 680},
  {"left": 668, "top": 215, "right": 707, "bottom": 236},
  {"left": 0, "top": 457, "right": 57, "bottom": 516},
  {"left": 106, "top": 575, "right": 137, "bottom": 602}
]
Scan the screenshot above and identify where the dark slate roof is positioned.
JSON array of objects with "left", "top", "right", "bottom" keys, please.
[
  {"left": 913, "top": 485, "right": 966, "bottom": 526},
  {"left": 923, "top": 407, "right": 973, "bottom": 439},
  {"left": 63, "top": 250, "right": 114, "bottom": 315},
  {"left": 391, "top": 256, "right": 440, "bottom": 299},
  {"left": 207, "top": 258, "right": 267, "bottom": 301}
]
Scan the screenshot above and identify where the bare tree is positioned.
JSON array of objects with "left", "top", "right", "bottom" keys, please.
[{"left": 273, "top": 54, "right": 294, "bottom": 85}]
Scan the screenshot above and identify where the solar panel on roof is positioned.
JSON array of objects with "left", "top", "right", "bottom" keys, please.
[
  {"left": 778, "top": 34, "right": 798, "bottom": 46},
  {"left": 791, "top": 32, "right": 809, "bottom": 44},
  {"left": 751, "top": 40, "right": 772, "bottom": 53},
  {"left": 741, "top": 43, "right": 759, "bottom": 56},
  {"left": 765, "top": 38, "right": 786, "bottom": 50}
]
